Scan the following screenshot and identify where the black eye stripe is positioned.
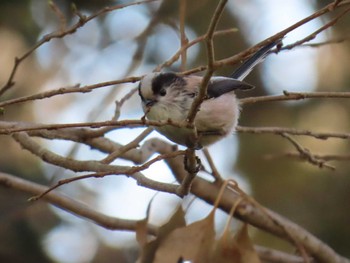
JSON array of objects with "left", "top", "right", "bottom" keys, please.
[
  {"left": 138, "top": 82, "right": 145, "bottom": 101},
  {"left": 151, "top": 73, "right": 185, "bottom": 96}
]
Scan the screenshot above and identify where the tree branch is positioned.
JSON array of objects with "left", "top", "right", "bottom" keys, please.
[
  {"left": 240, "top": 91, "right": 350, "bottom": 105},
  {"left": 0, "top": 172, "right": 158, "bottom": 233},
  {"left": 12, "top": 132, "right": 180, "bottom": 195},
  {"left": 0, "top": 0, "right": 158, "bottom": 97}
]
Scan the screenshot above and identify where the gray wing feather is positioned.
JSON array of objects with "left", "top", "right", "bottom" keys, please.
[
  {"left": 207, "top": 77, "right": 254, "bottom": 98},
  {"left": 231, "top": 39, "right": 282, "bottom": 81}
]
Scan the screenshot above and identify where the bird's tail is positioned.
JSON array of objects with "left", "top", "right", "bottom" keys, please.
[{"left": 230, "top": 39, "right": 282, "bottom": 81}]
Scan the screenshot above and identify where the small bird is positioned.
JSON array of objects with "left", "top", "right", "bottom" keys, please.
[{"left": 138, "top": 41, "right": 279, "bottom": 149}]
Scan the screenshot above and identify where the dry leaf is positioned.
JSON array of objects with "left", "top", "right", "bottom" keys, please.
[
  {"left": 211, "top": 223, "right": 261, "bottom": 263},
  {"left": 211, "top": 230, "right": 240, "bottom": 262},
  {"left": 154, "top": 210, "right": 215, "bottom": 263},
  {"left": 137, "top": 205, "right": 186, "bottom": 263},
  {"left": 235, "top": 223, "right": 261, "bottom": 263}
]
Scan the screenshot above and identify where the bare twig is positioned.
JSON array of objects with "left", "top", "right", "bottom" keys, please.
[
  {"left": 0, "top": 121, "right": 166, "bottom": 164},
  {"left": 281, "top": 6, "right": 350, "bottom": 50},
  {"left": 0, "top": 0, "right": 158, "bottom": 97},
  {"left": 0, "top": 119, "right": 190, "bottom": 135},
  {"left": 332, "top": 0, "right": 345, "bottom": 10},
  {"left": 0, "top": 77, "right": 141, "bottom": 108},
  {"left": 101, "top": 127, "right": 153, "bottom": 164},
  {"left": 280, "top": 133, "right": 336, "bottom": 170},
  {"left": 236, "top": 126, "right": 350, "bottom": 140},
  {"left": 265, "top": 152, "right": 350, "bottom": 162},
  {"left": 202, "top": 148, "right": 222, "bottom": 183},
  {"left": 277, "top": 36, "right": 350, "bottom": 50},
  {"left": 155, "top": 28, "right": 237, "bottom": 72},
  {"left": 186, "top": 0, "right": 228, "bottom": 123},
  {"left": 179, "top": 0, "right": 188, "bottom": 71},
  {"left": 255, "top": 246, "right": 315, "bottom": 263},
  {"left": 49, "top": 0, "right": 67, "bottom": 31},
  {"left": 178, "top": 0, "right": 229, "bottom": 196},
  {"left": 179, "top": 0, "right": 350, "bottom": 74},
  {"left": 31, "top": 149, "right": 185, "bottom": 200},
  {"left": 0, "top": 172, "right": 158, "bottom": 233},
  {"left": 12, "top": 132, "right": 180, "bottom": 195},
  {"left": 89, "top": 87, "right": 139, "bottom": 137},
  {"left": 240, "top": 91, "right": 350, "bottom": 105}
]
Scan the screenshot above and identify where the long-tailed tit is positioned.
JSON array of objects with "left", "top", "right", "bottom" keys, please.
[{"left": 138, "top": 41, "right": 279, "bottom": 148}]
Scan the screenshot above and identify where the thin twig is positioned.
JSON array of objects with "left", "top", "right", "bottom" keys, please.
[
  {"left": 178, "top": 0, "right": 228, "bottom": 196},
  {"left": 49, "top": 0, "right": 67, "bottom": 31},
  {"left": 0, "top": 0, "right": 159, "bottom": 97},
  {"left": 0, "top": 77, "right": 141, "bottom": 108},
  {"left": 202, "top": 148, "right": 222, "bottom": 183},
  {"left": 0, "top": 172, "right": 158, "bottom": 233},
  {"left": 240, "top": 91, "right": 350, "bottom": 105},
  {"left": 31, "top": 149, "right": 185, "bottom": 200},
  {"left": 280, "top": 133, "right": 335, "bottom": 170},
  {"left": 281, "top": 6, "right": 350, "bottom": 50},
  {"left": 0, "top": 118, "right": 190, "bottom": 135},
  {"left": 180, "top": 0, "right": 350, "bottom": 74},
  {"left": 265, "top": 152, "right": 350, "bottom": 162},
  {"left": 186, "top": 0, "right": 228, "bottom": 123},
  {"left": 155, "top": 28, "right": 237, "bottom": 72},
  {"left": 13, "top": 132, "right": 180, "bottom": 195},
  {"left": 101, "top": 127, "right": 153, "bottom": 164},
  {"left": 255, "top": 245, "right": 315, "bottom": 263},
  {"left": 236, "top": 126, "right": 350, "bottom": 140},
  {"left": 179, "top": 0, "right": 188, "bottom": 71}
]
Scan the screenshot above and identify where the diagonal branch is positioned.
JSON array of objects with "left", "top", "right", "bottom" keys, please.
[
  {"left": 12, "top": 132, "right": 180, "bottom": 195},
  {"left": 0, "top": 77, "right": 141, "bottom": 108},
  {"left": 179, "top": 0, "right": 229, "bottom": 197},
  {"left": 236, "top": 126, "right": 350, "bottom": 140},
  {"left": 186, "top": 0, "right": 228, "bottom": 123},
  {"left": 240, "top": 91, "right": 350, "bottom": 105},
  {"left": 280, "top": 133, "right": 335, "bottom": 170},
  {"left": 0, "top": 0, "right": 158, "bottom": 97},
  {"left": 0, "top": 171, "right": 158, "bottom": 233}
]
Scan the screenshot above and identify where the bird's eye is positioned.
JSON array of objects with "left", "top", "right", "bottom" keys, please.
[{"left": 159, "top": 88, "right": 166, "bottom": 96}]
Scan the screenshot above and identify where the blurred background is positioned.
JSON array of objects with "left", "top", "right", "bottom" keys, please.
[{"left": 0, "top": 0, "right": 350, "bottom": 262}]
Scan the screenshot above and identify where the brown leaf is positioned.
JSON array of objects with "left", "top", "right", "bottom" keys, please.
[
  {"left": 154, "top": 210, "right": 215, "bottom": 263},
  {"left": 211, "top": 231, "right": 240, "bottom": 263},
  {"left": 210, "top": 223, "right": 261, "bottom": 263},
  {"left": 235, "top": 223, "right": 261, "bottom": 263},
  {"left": 137, "top": 205, "right": 186, "bottom": 263}
]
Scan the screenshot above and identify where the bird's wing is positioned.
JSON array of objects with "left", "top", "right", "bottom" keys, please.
[
  {"left": 230, "top": 39, "right": 282, "bottom": 81},
  {"left": 207, "top": 77, "right": 254, "bottom": 98}
]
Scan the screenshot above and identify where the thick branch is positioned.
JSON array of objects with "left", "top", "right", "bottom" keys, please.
[
  {"left": 12, "top": 132, "right": 179, "bottom": 195},
  {"left": 162, "top": 151, "right": 349, "bottom": 263},
  {"left": 0, "top": 172, "right": 157, "bottom": 233}
]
